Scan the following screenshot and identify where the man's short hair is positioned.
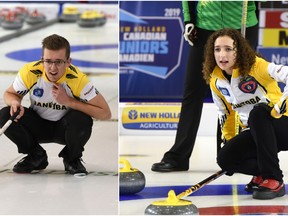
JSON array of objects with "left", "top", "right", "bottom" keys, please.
[{"left": 42, "top": 34, "right": 70, "bottom": 59}]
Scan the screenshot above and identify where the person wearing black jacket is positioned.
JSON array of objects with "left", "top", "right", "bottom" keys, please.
[{"left": 152, "top": 1, "right": 259, "bottom": 172}]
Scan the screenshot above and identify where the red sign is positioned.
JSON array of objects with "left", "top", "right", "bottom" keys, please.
[{"left": 264, "top": 11, "right": 288, "bottom": 28}]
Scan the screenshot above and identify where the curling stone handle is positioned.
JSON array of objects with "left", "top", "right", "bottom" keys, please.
[
  {"left": 119, "top": 158, "right": 138, "bottom": 172},
  {"left": 119, "top": 158, "right": 132, "bottom": 169}
]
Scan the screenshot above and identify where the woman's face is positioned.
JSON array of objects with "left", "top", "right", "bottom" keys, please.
[{"left": 214, "top": 36, "right": 236, "bottom": 75}]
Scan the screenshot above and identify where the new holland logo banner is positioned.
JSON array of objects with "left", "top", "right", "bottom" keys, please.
[{"left": 122, "top": 104, "right": 181, "bottom": 130}]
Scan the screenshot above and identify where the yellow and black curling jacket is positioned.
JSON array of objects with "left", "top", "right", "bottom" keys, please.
[
  {"left": 13, "top": 61, "right": 98, "bottom": 121},
  {"left": 210, "top": 57, "right": 288, "bottom": 142}
]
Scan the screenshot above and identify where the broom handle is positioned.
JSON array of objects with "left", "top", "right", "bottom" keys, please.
[
  {"left": 241, "top": 0, "right": 248, "bottom": 38},
  {"left": 176, "top": 170, "right": 226, "bottom": 199},
  {"left": 0, "top": 108, "right": 20, "bottom": 136}
]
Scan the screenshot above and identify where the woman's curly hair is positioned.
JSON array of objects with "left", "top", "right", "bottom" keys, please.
[{"left": 202, "top": 28, "right": 257, "bottom": 84}]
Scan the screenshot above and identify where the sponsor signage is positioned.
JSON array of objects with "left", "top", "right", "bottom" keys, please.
[
  {"left": 119, "top": 1, "right": 188, "bottom": 102},
  {"left": 257, "top": 47, "right": 288, "bottom": 65},
  {"left": 259, "top": 10, "right": 288, "bottom": 28},
  {"left": 261, "top": 29, "right": 288, "bottom": 47},
  {"left": 120, "top": 14, "right": 183, "bottom": 79},
  {"left": 121, "top": 104, "right": 180, "bottom": 130}
]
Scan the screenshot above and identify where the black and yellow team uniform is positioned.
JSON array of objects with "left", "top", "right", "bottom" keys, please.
[
  {"left": 214, "top": 57, "right": 288, "bottom": 184},
  {"left": 0, "top": 61, "right": 97, "bottom": 163},
  {"left": 153, "top": 1, "right": 259, "bottom": 171}
]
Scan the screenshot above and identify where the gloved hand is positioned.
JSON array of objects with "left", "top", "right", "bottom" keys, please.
[
  {"left": 271, "top": 107, "right": 282, "bottom": 118},
  {"left": 183, "top": 23, "right": 197, "bottom": 46},
  {"left": 272, "top": 98, "right": 288, "bottom": 119}
]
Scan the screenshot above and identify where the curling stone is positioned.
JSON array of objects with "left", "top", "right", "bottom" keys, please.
[
  {"left": 59, "top": 6, "right": 79, "bottom": 23},
  {"left": 144, "top": 190, "right": 199, "bottom": 215},
  {"left": 1, "top": 11, "right": 23, "bottom": 30},
  {"left": 77, "top": 10, "right": 107, "bottom": 28},
  {"left": 14, "top": 6, "right": 29, "bottom": 21},
  {"left": 119, "top": 158, "right": 145, "bottom": 195},
  {"left": 26, "top": 9, "right": 46, "bottom": 25}
]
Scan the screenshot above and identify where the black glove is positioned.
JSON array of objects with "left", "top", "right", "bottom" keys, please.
[{"left": 225, "top": 171, "right": 234, "bottom": 176}]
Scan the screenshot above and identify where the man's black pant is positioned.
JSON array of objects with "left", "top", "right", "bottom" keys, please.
[{"left": 0, "top": 106, "right": 93, "bottom": 162}]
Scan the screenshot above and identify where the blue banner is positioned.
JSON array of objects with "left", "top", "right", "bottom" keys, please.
[
  {"left": 257, "top": 47, "right": 288, "bottom": 65},
  {"left": 119, "top": 1, "right": 189, "bottom": 102}
]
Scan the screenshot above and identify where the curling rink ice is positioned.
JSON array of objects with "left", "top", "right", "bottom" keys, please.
[
  {"left": 119, "top": 115, "right": 288, "bottom": 215},
  {"left": 0, "top": 7, "right": 118, "bottom": 215}
]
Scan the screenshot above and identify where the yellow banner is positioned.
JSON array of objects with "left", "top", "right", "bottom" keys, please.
[
  {"left": 121, "top": 104, "right": 181, "bottom": 130},
  {"left": 262, "top": 29, "right": 288, "bottom": 47}
]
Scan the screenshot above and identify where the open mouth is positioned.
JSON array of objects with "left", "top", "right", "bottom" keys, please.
[
  {"left": 49, "top": 72, "right": 58, "bottom": 76},
  {"left": 220, "top": 60, "right": 228, "bottom": 64},
  {"left": 219, "top": 60, "right": 229, "bottom": 67}
]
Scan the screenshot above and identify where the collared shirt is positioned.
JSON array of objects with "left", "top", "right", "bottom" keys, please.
[
  {"left": 13, "top": 61, "right": 98, "bottom": 121},
  {"left": 210, "top": 57, "right": 288, "bottom": 141}
]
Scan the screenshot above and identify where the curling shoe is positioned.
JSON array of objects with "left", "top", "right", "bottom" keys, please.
[
  {"left": 253, "top": 179, "right": 285, "bottom": 200},
  {"left": 63, "top": 158, "right": 88, "bottom": 175},
  {"left": 245, "top": 175, "right": 263, "bottom": 192},
  {"left": 151, "top": 161, "right": 188, "bottom": 172},
  {"left": 13, "top": 150, "right": 48, "bottom": 173}
]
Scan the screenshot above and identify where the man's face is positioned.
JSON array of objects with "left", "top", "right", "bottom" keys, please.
[{"left": 42, "top": 48, "right": 71, "bottom": 83}]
